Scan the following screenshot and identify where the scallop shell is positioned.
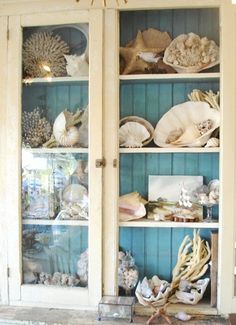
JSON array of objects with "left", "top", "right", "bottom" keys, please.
[
  {"left": 205, "top": 137, "right": 220, "bottom": 147},
  {"left": 154, "top": 101, "right": 220, "bottom": 147},
  {"left": 163, "top": 33, "right": 219, "bottom": 73},
  {"left": 62, "top": 184, "right": 88, "bottom": 204},
  {"left": 119, "top": 116, "right": 154, "bottom": 147},
  {"left": 53, "top": 111, "right": 80, "bottom": 147}
]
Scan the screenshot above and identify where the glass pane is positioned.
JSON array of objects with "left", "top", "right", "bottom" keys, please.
[{"left": 21, "top": 23, "right": 89, "bottom": 287}]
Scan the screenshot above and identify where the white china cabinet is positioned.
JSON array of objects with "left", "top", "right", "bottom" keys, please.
[{"left": 0, "top": 0, "right": 236, "bottom": 315}]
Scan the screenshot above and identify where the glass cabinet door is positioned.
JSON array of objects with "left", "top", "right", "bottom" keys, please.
[{"left": 7, "top": 10, "right": 103, "bottom": 307}]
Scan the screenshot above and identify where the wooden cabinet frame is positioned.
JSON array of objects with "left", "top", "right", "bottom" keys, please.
[{"left": 0, "top": 0, "right": 236, "bottom": 315}]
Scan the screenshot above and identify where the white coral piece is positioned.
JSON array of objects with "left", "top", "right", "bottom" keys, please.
[
  {"left": 163, "top": 33, "right": 219, "bottom": 73},
  {"left": 23, "top": 32, "right": 69, "bottom": 78}
]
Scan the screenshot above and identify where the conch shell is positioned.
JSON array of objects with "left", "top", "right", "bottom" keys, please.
[{"left": 53, "top": 110, "right": 80, "bottom": 147}]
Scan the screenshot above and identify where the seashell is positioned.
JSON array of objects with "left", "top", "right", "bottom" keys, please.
[
  {"left": 119, "top": 122, "right": 150, "bottom": 148},
  {"left": 53, "top": 110, "right": 80, "bottom": 147},
  {"left": 119, "top": 116, "right": 154, "bottom": 147},
  {"left": 174, "top": 278, "right": 210, "bottom": 305},
  {"left": 62, "top": 184, "right": 88, "bottom": 204},
  {"left": 119, "top": 192, "right": 147, "bottom": 222},
  {"left": 175, "top": 312, "right": 191, "bottom": 321},
  {"left": 205, "top": 137, "right": 220, "bottom": 147},
  {"left": 163, "top": 33, "right": 219, "bottom": 73},
  {"left": 154, "top": 101, "right": 220, "bottom": 147},
  {"left": 64, "top": 54, "right": 89, "bottom": 77}
]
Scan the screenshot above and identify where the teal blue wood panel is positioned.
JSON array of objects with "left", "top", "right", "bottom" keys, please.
[
  {"left": 23, "top": 81, "right": 88, "bottom": 122},
  {"left": 120, "top": 9, "right": 219, "bottom": 47},
  {"left": 120, "top": 80, "right": 219, "bottom": 124},
  {"left": 119, "top": 227, "right": 214, "bottom": 282}
]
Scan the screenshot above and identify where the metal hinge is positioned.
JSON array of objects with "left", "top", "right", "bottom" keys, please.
[
  {"left": 7, "top": 267, "right": 10, "bottom": 277},
  {"left": 95, "top": 158, "right": 106, "bottom": 168},
  {"left": 7, "top": 28, "right": 9, "bottom": 40}
]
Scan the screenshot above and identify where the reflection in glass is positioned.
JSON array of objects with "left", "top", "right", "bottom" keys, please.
[
  {"left": 22, "top": 152, "right": 88, "bottom": 220},
  {"left": 23, "top": 225, "right": 88, "bottom": 287}
]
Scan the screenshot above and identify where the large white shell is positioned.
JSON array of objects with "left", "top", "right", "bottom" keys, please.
[
  {"left": 163, "top": 33, "right": 219, "bottom": 73},
  {"left": 154, "top": 101, "right": 220, "bottom": 147},
  {"left": 119, "top": 116, "right": 154, "bottom": 148},
  {"left": 53, "top": 111, "right": 80, "bottom": 147},
  {"left": 64, "top": 54, "right": 89, "bottom": 77}
]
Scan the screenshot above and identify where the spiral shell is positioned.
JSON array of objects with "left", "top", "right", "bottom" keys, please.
[{"left": 53, "top": 111, "right": 80, "bottom": 147}]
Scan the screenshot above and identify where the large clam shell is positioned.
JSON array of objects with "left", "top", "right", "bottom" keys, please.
[
  {"left": 119, "top": 116, "right": 154, "bottom": 147},
  {"left": 154, "top": 101, "right": 220, "bottom": 147},
  {"left": 163, "top": 33, "right": 219, "bottom": 73},
  {"left": 62, "top": 184, "right": 88, "bottom": 204}
]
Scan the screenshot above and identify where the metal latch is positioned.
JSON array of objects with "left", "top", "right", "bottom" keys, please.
[{"left": 96, "top": 158, "right": 106, "bottom": 168}]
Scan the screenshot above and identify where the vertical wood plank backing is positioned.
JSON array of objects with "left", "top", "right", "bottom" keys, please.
[
  {"left": 0, "top": 16, "right": 9, "bottom": 304},
  {"left": 103, "top": 9, "right": 120, "bottom": 296},
  {"left": 23, "top": 82, "right": 88, "bottom": 123},
  {"left": 120, "top": 9, "right": 219, "bottom": 48},
  {"left": 119, "top": 228, "right": 213, "bottom": 282},
  {"left": 7, "top": 15, "right": 22, "bottom": 302},
  {"left": 88, "top": 9, "right": 103, "bottom": 306}
]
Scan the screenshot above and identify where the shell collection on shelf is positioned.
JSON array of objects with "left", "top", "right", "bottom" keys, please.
[
  {"left": 120, "top": 96, "right": 220, "bottom": 149},
  {"left": 77, "top": 249, "right": 88, "bottom": 286},
  {"left": 120, "top": 28, "right": 219, "bottom": 75},
  {"left": 38, "top": 271, "right": 80, "bottom": 287}
]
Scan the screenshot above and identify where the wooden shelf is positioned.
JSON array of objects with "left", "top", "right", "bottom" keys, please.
[
  {"left": 120, "top": 72, "right": 220, "bottom": 81},
  {"left": 22, "top": 76, "right": 89, "bottom": 84},
  {"left": 119, "top": 147, "right": 220, "bottom": 154},
  {"left": 22, "top": 219, "right": 88, "bottom": 226},
  {"left": 22, "top": 147, "right": 88, "bottom": 154},
  {"left": 119, "top": 219, "right": 219, "bottom": 228}
]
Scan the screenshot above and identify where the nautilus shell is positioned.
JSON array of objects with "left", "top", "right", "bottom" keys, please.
[
  {"left": 154, "top": 101, "right": 220, "bottom": 147},
  {"left": 53, "top": 111, "right": 80, "bottom": 147}
]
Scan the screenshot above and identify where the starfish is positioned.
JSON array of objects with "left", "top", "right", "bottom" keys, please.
[{"left": 120, "top": 30, "right": 165, "bottom": 74}]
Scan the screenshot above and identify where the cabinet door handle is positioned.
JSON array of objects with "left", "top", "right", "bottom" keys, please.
[
  {"left": 95, "top": 158, "right": 106, "bottom": 168},
  {"left": 113, "top": 159, "right": 117, "bottom": 168}
]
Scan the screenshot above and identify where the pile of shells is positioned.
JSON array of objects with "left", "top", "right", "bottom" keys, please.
[{"left": 38, "top": 271, "right": 80, "bottom": 287}]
